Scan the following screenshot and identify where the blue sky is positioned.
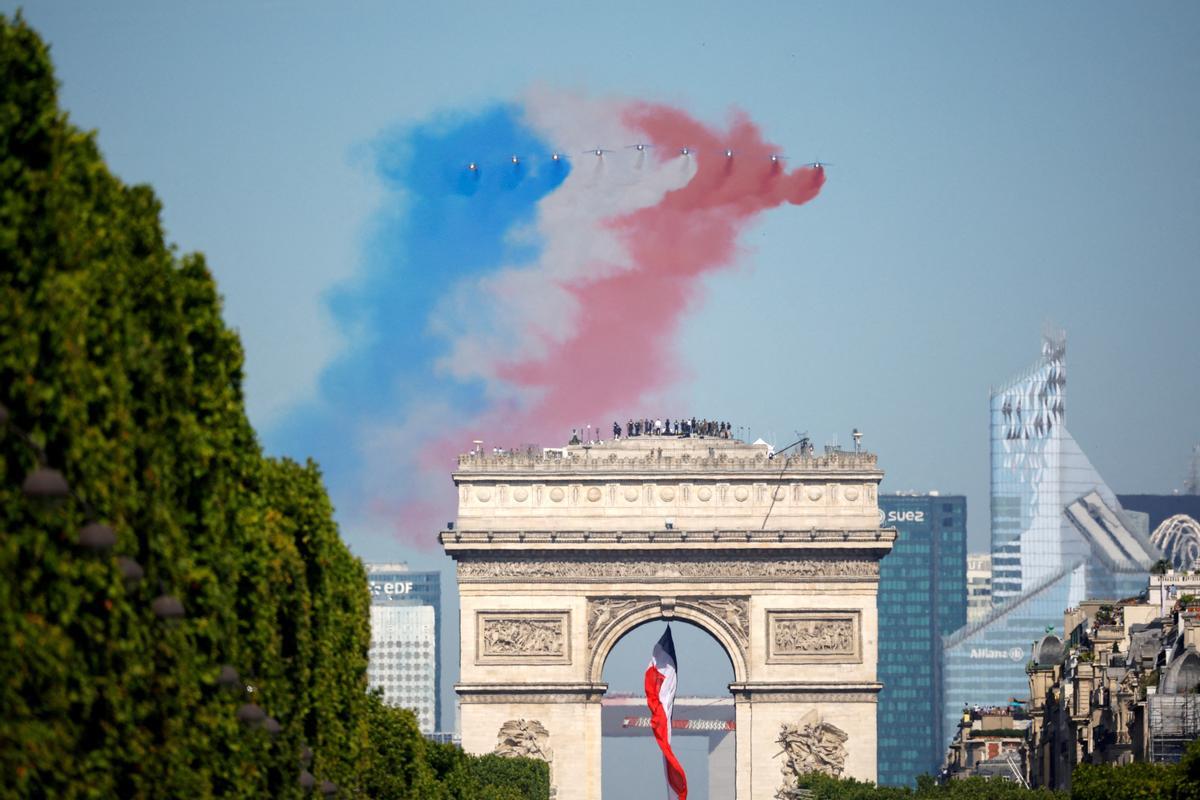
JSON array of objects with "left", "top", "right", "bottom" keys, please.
[
  {"left": 14, "top": 2, "right": 1197, "bottom": 557},
  {"left": 10, "top": 2, "right": 1200, "bottom": 791}
]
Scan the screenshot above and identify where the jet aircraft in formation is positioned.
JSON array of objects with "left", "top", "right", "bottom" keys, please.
[{"left": 464, "top": 147, "right": 828, "bottom": 170}]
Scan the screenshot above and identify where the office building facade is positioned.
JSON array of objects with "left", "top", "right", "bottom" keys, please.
[
  {"left": 943, "top": 331, "right": 1158, "bottom": 754},
  {"left": 966, "top": 553, "right": 993, "bottom": 624},
  {"left": 366, "top": 563, "right": 441, "bottom": 733},
  {"left": 877, "top": 493, "right": 967, "bottom": 785}
]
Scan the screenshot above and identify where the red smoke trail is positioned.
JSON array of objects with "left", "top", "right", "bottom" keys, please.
[
  {"left": 497, "top": 103, "right": 823, "bottom": 438},
  {"left": 402, "top": 102, "right": 823, "bottom": 547}
]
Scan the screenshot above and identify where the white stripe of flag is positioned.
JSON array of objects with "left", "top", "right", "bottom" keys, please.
[{"left": 644, "top": 625, "right": 688, "bottom": 800}]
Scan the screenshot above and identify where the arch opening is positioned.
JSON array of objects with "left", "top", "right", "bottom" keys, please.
[
  {"left": 600, "top": 618, "right": 736, "bottom": 800},
  {"left": 588, "top": 600, "right": 749, "bottom": 685}
]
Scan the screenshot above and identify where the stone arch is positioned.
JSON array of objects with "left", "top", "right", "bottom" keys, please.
[
  {"left": 1032, "top": 634, "right": 1065, "bottom": 667},
  {"left": 586, "top": 597, "right": 749, "bottom": 684},
  {"left": 1162, "top": 648, "right": 1200, "bottom": 694},
  {"left": 1151, "top": 514, "right": 1200, "bottom": 570}
]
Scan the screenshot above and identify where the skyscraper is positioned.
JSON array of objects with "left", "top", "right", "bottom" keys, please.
[
  {"left": 942, "top": 331, "right": 1157, "bottom": 754},
  {"left": 966, "top": 554, "right": 992, "bottom": 624},
  {"left": 877, "top": 493, "right": 967, "bottom": 785},
  {"left": 365, "top": 563, "right": 441, "bottom": 733}
]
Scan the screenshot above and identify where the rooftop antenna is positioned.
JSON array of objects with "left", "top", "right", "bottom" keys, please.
[
  {"left": 771, "top": 432, "right": 811, "bottom": 459},
  {"left": 760, "top": 429, "right": 811, "bottom": 530},
  {"left": 852, "top": 428, "right": 863, "bottom": 453}
]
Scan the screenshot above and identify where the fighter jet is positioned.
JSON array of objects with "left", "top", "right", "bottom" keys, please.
[
  {"left": 678, "top": 146, "right": 695, "bottom": 156},
  {"left": 585, "top": 148, "right": 613, "bottom": 158},
  {"left": 626, "top": 143, "right": 654, "bottom": 152}
]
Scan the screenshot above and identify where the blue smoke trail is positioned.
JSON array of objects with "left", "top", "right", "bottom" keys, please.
[{"left": 268, "top": 104, "right": 568, "bottom": 507}]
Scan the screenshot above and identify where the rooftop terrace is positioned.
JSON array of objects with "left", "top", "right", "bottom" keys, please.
[{"left": 455, "top": 435, "right": 878, "bottom": 474}]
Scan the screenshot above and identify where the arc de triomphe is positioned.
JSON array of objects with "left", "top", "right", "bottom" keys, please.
[{"left": 440, "top": 434, "right": 895, "bottom": 799}]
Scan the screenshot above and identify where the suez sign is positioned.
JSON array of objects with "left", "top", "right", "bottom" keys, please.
[
  {"left": 878, "top": 509, "right": 926, "bottom": 524},
  {"left": 369, "top": 580, "right": 415, "bottom": 597}
]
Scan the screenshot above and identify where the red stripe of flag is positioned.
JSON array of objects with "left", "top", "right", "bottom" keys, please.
[{"left": 645, "top": 627, "right": 687, "bottom": 800}]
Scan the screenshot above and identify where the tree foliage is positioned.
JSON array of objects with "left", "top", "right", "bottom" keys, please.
[
  {"left": 1071, "top": 739, "right": 1200, "bottom": 800},
  {"left": 0, "top": 11, "right": 377, "bottom": 796},
  {"left": 360, "top": 694, "right": 550, "bottom": 800},
  {"left": 793, "top": 773, "right": 1062, "bottom": 800},
  {"left": 0, "top": 13, "right": 551, "bottom": 798}
]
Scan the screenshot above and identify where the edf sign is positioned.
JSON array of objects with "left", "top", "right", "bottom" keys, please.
[{"left": 370, "top": 581, "right": 414, "bottom": 597}]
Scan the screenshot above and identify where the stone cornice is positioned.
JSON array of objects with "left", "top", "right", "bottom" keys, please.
[
  {"left": 441, "top": 529, "right": 897, "bottom": 551},
  {"left": 455, "top": 451, "right": 880, "bottom": 477},
  {"left": 456, "top": 682, "right": 609, "bottom": 704},
  {"left": 455, "top": 470, "right": 885, "bottom": 484},
  {"left": 729, "top": 682, "right": 883, "bottom": 703}
]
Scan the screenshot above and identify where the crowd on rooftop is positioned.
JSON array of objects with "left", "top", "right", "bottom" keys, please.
[
  {"left": 622, "top": 417, "right": 731, "bottom": 439},
  {"left": 568, "top": 418, "right": 734, "bottom": 445}
]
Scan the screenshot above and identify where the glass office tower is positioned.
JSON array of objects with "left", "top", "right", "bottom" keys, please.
[
  {"left": 365, "top": 563, "right": 442, "bottom": 733},
  {"left": 942, "top": 331, "right": 1157, "bottom": 756},
  {"left": 989, "top": 329, "right": 1070, "bottom": 602},
  {"left": 877, "top": 493, "right": 967, "bottom": 785}
]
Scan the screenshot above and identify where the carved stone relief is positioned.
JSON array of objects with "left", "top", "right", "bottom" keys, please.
[
  {"left": 476, "top": 611, "right": 570, "bottom": 664},
  {"left": 460, "top": 555, "right": 878, "bottom": 582},
  {"left": 494, "top": 718, "right": 553, "bottom": 762},
  {"left": 692, "top": 598, "right": 750, "bottom": 645},
  {"left": 587, "top": 598, "right": 641, "bottom": 645},
  {"left": 495, "top": 719, "right": 557, "bottom": 798},
  {"left": 767, "top": 610, "right": 861, "bottom": 664},
  {"left": 775, "top": 712, "right": 849, "bottom": 796}
]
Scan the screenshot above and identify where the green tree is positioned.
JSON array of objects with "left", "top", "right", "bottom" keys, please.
[
  {"left": 0, "top": 12, "right": 369, "bottom": 797},
  {"left": 0, "top": 12, "right": 560, "bottom": 798},
  {"left": 360, "top": 693, "right": 445, "bottom": 800}
]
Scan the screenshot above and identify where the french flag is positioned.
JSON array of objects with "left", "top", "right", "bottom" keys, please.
[{"left": 644, "top": 626, "right": 688, "bottom": 800}]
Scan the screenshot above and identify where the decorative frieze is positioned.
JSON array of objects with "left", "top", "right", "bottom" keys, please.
[
  {"left": 458, "top": 478, "right": 881, "bottom": 513},
  {"left": 767, "top": 610, "right": 861, "bottom": 664},
  {"left": 476, "top": 611, "right": 570, "bottom": 665},
  {"left": 459, "top": 554, "right": 879, "bottom": 583}
]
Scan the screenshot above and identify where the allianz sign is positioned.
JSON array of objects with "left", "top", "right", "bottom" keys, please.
[{"left": 969, "top": 647, "right": 1026, "bottom": 662}]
